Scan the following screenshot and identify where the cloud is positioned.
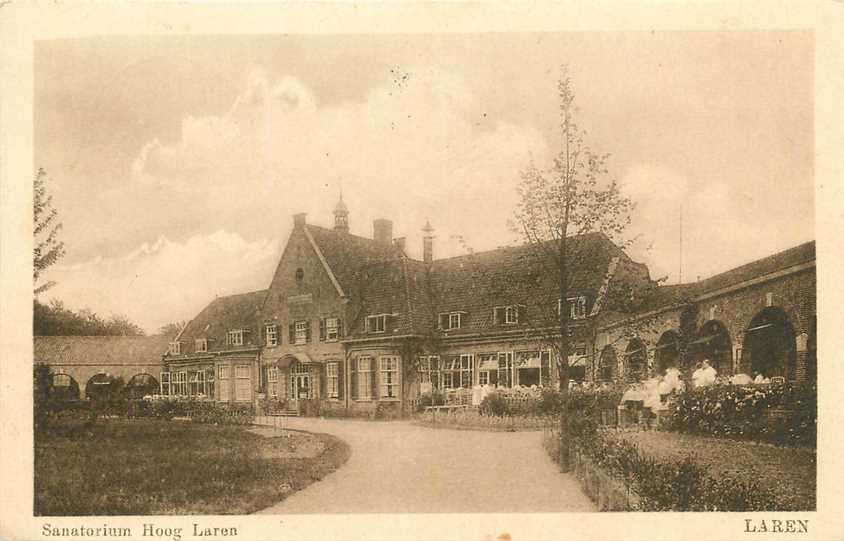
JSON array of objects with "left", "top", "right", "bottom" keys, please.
[
  {"left": 46, "top": 231, "right": 279, "bottom": 333},
  {"left": 125, "top": 65, "right": 549, "bottom": 254}
]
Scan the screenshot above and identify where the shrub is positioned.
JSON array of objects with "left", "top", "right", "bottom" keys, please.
[
  {"left": 573, "top": 432, "right": 785, "bottom": 511},
  {"left": 416, "top": 391, "right": 445, "bottom": 411},
  {"left": 479, "top": 391, "right": 509, "bottom": 417},
  {"left": 665, "top": 382, "right": 816, "bottom": 446}
]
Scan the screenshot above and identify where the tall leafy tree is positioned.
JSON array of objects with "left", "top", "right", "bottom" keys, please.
[
  {"left": 513, "top": 66, "right": 634, "bottom": 471},
  {"left": 157, "top": 321, "right": 186, "bottom": 338},
  {"left": 33, "top": 168, "right": 65, "bottom": 295}
]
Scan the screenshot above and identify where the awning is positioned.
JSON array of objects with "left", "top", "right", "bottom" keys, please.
[
  {"left": 479, "top": 359, "right": 498, "bottom": 371},
  {"left": 569, "top": 356, "right": 587, "bottom": 367},
  {"left": 273, "top": 352, "right": 313, "bottom": 369}
]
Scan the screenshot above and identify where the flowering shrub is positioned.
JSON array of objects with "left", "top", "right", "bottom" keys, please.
[
  {"left": 416, "top": 391, "right": 445, "bottom": 411},
  {"left": 665, "top": 383, "right": 816, "bottom": 446}
]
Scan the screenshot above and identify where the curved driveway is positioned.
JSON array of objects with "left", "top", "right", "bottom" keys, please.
[{"left": 254, "top": 417, "right": 595, "bottom": 514}]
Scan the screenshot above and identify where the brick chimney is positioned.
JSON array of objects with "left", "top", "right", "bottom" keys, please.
[
  {"left": 373, "top": 219, "right": 393, "bottom": 245},
  {"left": 293, "top": 213, "right": 307, "bottom": 227},
  {"left": 422, "top": 220, "right": 434, "bottom": 264}
]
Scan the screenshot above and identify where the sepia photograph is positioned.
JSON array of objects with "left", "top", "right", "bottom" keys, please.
[{"left": 2, "top": 2, "right": 843, "bottom": 540}]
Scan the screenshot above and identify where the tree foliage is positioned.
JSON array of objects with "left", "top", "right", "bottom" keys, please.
[
  {"left": 34, "top": 299, "right": 145, "bottom": 336},
  {"left": 34, "top": 168, "right": 66, "bottom": 295},
  {"left": 512, "top": 65, "right": 634, "bottom": 393},
  {"left": 157, "top": 321, "right": 186, "bottom": 338}
]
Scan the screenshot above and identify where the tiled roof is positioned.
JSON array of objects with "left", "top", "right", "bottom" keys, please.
[
  {"left": 347, "top": 232, "right": 628, "bottom": 338},
  {"left": 628, "top": 241, "right": 815, "bottom": 316},
  {"left": 176, "top": 289, "right": 268, "bottom": 355},
  {"left": 305, "top": 225, "right": 400, "bottom": 297},
  {"left": 694, "top": 241, "right": 815, "bottom": 296},
  {"left": 34, "top": 335, "right": 170, "bottom": 366}
]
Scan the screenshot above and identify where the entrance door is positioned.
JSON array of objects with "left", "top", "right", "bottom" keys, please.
[{"left": 293, "top": 373, "right": 311, "bottom": 399}]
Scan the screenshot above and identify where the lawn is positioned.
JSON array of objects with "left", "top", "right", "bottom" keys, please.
[
  {"left": 35, "top": 419, "right": 350, "bottom": 515},
  {"left": 617, "top": 430, "right": 816, "bottom": 510}
]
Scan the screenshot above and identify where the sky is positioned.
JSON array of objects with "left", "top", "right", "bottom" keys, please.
[{"left": 34, "top": 31, "right": 814, "bottom": 334}]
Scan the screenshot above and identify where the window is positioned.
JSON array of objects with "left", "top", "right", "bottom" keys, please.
[
  {"left": 268, "top": 367, "right": 278, "bottom": 398},
  {"left": 574, "top": 345, "right": 587, "bottom": 357},
  {"left": 206, "top": 367, "right": 215, "bottom": 399},
  {"left": 570, "top": 297, "right": 587, "bottom": 319},
  {"left": 235, "top": 365, "right": 251, "bottom": 401},
  {"left": 195, "top": 338, "right": 207, "bottom": 353},
  {"left": 295, "top": 267, "right": 304, "bottom": 284},
  {"left": 494, "top": 306, "right": 519, "bottom": 325},
  {"left": 53, "top": 373, "right": 71, "bottom": 387},
  {"left": 438, "top": 312, "right": 464, "bottom": 330},
  {"left": 160, "top": 372, "right": 170, "bottom": 396},
  {"left": 477, "top": 353, "right": 498, "bottom": 387},
  {"left": 169, "top": 342, "right": 181, "bottom": 355},
  {"left": 498, "top": 352, "right": 514, "bottom": 388},
  {"left": 441, "top": 355, "right": 473, "bottom": 390},
  {"left": 227, "top": 330, "right": 243, "bottom": 346},
  {"left": 294, "top": 320, "right": 309, "bottom": 345},
  {"left": 380, "top": 356, "right": 400, "bottom": 399},
  {"left": 326, "top": 362, "right": 339, "bottom": 399},
  {"left": 321, "top": 317, "right": 340, "bottom": 342},
  {"left": 418, "top": 355, "right": 440, "bottom": 391},
  {"left": 218, "top": 365, "right": 230, "bottom": 402},
  {"left": 366, "top": 315, "right": 387, "bottom": 334},
  {"left": 265, "top": 324, "right": 278, "bottom": 347},
  {"left": 357, "top": 357, "right": 373, "bottom": 399},
  {"left": 171, "top": 371, "right": 187, "bottom": 396}
]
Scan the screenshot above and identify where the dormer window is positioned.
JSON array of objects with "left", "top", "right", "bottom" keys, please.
[
  {"left": 438, "top": 312, "right": 464, "bottom": 330},
  {"left": 168, "top": 341, "right": 181, "bottom": 355},
  {"left": 494, "top": 305, "right": 519, "bottom": 325},
  {"left": 365, "top": 314, "right": 388, "bottom": 334},
  {"left": 195, "top": 338, "right": 207, "bottom": 353},
  {"left": 227, "top": 330, "right": 244, "bottom": 346}
]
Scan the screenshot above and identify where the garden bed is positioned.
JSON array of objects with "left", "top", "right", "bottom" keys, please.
[
  {"left": 618, "top": 430, "right": 816, "bottom": 510},
  {"left": 414, "top": 409, "right": 554, "bottom": 432},
  {"left": 35, "top": 419, "right": 350, "bottom": 515}
]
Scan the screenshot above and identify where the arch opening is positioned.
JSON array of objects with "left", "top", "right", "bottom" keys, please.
[
  {"left": 126, "top": 373, "right": 160, "bottom": 399},
  {"left": 624, "top": 338, "right": 647, "bottom": 383},
  {"left": 654, "top": 331, "right": 680, "bottom": 375},
  {"left": 51, "top": 373, "right": 80, "bottom": 401},
  {"left": 597, "top": 346, "right": 617, "bottom": 382},
  {"left": 85, "top": 373, "right": 122, "bottom": 401},
  {"left": 689, "top": 320, "right": 733, "bottom": 377},
  {"left": 743, "top": 307, "right": 797, "bottom": 380}
]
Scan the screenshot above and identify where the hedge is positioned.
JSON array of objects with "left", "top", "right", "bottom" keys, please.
[
  {"left": 577, "top": 432, "right": 783, "bottom": 511},
  {"left": 42, "top": 398, "right": 255, "bottom": 426},
  {"left": 664, "top": 383, "right": 816, "bottom": 446}
]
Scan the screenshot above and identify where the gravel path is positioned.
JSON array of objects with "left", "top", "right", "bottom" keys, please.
[{"left": 253, "top": 416, "right": 595, "bottom": 514}]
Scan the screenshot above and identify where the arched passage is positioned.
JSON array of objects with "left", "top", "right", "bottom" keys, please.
[
  {"left": 743, "top": 307, "right": 797, "bottom": 380},
  {"left": 689, "top": 320, "right": 733, "bottom": 376},
  {"left": 51, "top": 373, "right": 80, "bottom": 401},
  {"left": 85, "top": 373, "right": 121, "bottom": 401},
  {"left": 624, "top": 338, "right": 647, "bottom": 383},
  {"left": 654, "top": 331, "right": 680, "bottom": 375},
  {"left": 597, "top": 346, "right": 617, "bottom": 382},
  {"left": 126, "top": 373, "right": 160, "bottom": 399},
  {"left": 807, "top": 316, "right": 817, "bottom": 383}
]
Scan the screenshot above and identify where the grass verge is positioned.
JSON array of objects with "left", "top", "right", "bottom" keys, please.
[
  {"left": 35, "top": 419, "right": 350, "bottom": 515},
  {"left": 618, "top": 430, "right": 816, "bottom": 511}
]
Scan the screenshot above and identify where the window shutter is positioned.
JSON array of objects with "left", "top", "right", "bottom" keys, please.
[
  {"left": 338, "top": 361, "right": 344, "bottom": 399},
  {"left": 305, "top": 321, "right": 312, "bottom": 342},
  {"left": 288, "top": 323, "right": 295, "bottom": 343},
  {"left": 494, "top": 307, "right": 505, "bottom": 324},
  {"left": 439, "top": 314, "right": 449, "bottom": 329},
  {"left": 351, "top": 361, "right": 358, "bottom": 399},
  {"left": 338, "top": 319, "right": 344, "bottom": 338},
  {"left": 320, "top": 364, "right": 326, "bottom": 399},
  {"left": 319, "top": 318, "right": 326, "bottom": 341}
]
